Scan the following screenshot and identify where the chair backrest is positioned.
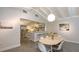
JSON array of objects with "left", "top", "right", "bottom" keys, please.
[
  {"left": 38, "top": 42, "right": 47, "bottom": 52},
  {"left": 57, "top": 41, "right": 64, "bottom": 50}
]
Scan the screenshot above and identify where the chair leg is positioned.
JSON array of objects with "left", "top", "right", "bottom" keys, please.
[{"left": 53, "top": 48, "right": 63, "bottom": 52}]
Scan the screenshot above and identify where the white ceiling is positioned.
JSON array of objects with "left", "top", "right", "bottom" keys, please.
[{"left": 22, "top": 7, "right": 79, "bottom": 21}]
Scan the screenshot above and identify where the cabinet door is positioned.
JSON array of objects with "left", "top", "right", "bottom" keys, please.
[{"left": 34, "top": 33, "right": 44, "bottom": 42}]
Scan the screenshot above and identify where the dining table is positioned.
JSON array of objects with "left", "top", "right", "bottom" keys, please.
[{"left": 39, "top": 35, "right": 64, "bottom": 52}]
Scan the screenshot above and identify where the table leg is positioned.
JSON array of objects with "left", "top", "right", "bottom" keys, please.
[{"left": 50, "top": 45, "right": 53, "bottom": 52}]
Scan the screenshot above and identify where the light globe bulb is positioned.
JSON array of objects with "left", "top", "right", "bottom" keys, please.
[{"left": 47, "top": 14, "right": 55, "bottom": 22}]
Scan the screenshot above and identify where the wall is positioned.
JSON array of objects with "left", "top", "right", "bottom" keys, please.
[
  {"left": 0, "top": 7, "right": 45, "bottom": 51},
  {"left": 46, "top": 17, "right": 79, "bottom": 43},
  {"left": 0, "top": 7, "right": 21, "bottom": 51}
]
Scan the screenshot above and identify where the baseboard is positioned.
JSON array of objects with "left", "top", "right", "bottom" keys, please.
[
  {"left": 65, "top": 40, "right": 79, "bottom": 44},
  {"left": 0, "top": 44, "right": 20, "bottom": 52}
]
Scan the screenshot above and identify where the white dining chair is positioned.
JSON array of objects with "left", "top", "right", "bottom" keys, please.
[
  {"left": 37, "top": 42, "right": 49, "bottom": 52},
  {"left": 53, "top": 40, "right": 64, "bottom": 52}
]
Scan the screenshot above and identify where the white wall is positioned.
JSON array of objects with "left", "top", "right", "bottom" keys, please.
[
  {"left": 0, "top": 7, "right": 21, "bottom": 51},
  {"left": 0, "top": 7, "right": 45, "bottom": 51},
  {"left": 46, "top": 17, "right": 79, "bottom": 43}
]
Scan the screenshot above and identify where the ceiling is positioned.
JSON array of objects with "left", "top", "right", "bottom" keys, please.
[{"left": 22, "top": 7, "right": 79, "bottom": 21}]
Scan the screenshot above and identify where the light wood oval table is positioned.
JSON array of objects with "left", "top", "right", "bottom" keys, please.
[{"left": 39, "top": 36, "right": 64, "bottom": 52}]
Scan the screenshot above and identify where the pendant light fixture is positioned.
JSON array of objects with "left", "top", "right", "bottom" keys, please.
[{"left": 47, "top": 14, "right": 55, "bottom": 22}]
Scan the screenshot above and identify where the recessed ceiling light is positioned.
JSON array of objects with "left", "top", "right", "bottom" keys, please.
[
  {"left": 35, "top": 14, "right": 39, "bottom": 17},
  {"left": 23, "top": 9, "right": 27, "bottom": 14},
  {"left": 47, "top": 14, "right": 55, "bottom": 22}
]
